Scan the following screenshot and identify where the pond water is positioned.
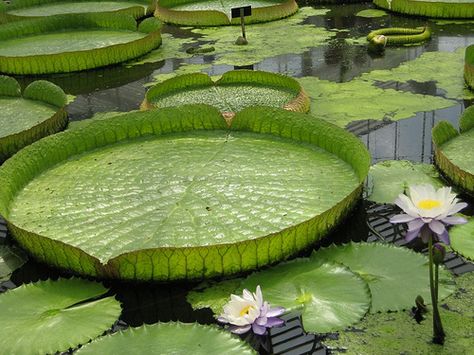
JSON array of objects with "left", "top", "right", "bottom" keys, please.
[{"left": 3, "top": 2, "right": 474, "bottom": 354}]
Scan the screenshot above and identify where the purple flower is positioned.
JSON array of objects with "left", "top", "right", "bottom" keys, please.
[
  {"left": 389, "top": 184, "right": 467, "bottom": 245},
  {"left": 218, "top": 285, "right": 285, "bottom": 335}
]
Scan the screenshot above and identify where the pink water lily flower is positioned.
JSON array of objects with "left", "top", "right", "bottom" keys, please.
[
  {"left": 390, "top": 184, "right": 467, "bottom": 244},
  {"left": 218, "top": 285, "right": 285, "bottom": 335}
]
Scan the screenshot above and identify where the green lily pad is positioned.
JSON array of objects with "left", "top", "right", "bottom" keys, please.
[
  {"left": 142, "top": 71, "right": 310, "bottom": 114},
  {"left": 156, "top": 0, "right": 298, "bottom": 26},
  {"left": 2, "top": 0, "right": 153, "bottom": 20},
  {"left": 313, "top": 243, "right": 455, "bottom": 313},
  {"left": 324, "top": 272, "right": 474, "bottom": 354},
  {"left": 356, "top": 9, "right": 387, "bottom": 18},
  {"left": 240, "top": 259, "right": 371, "bottom": 333},
  {"left": 367, "top": 160, "right": 445, "bottom": 204},
  {"left": 0, "top": 105, "right": 369, "bottom": 280},
  {"left": 77, "top": 322, "right": 255, "bottom": 354},
  {"left": 299, "top": 77, "right": 455, "bottom": 128},
  {"left": 450, "top": 218, "right": 474, "bottom": 261},
  {"left": 466, "top": 44, "right": 474, "bottom": 90},
  {"left": 187, "top": 278, "right": 243, "bottom": 314},
  {"left": 0, "top": 278, "right": 122, "bottom": 355},
  {"left": 0, "top": 14, "right": 162, "bottom": 74},
  {"left": 432, "top": 106, "right": 474, "bottom": 195},
  {"left": 0, "top": 244, "right": 27, "bottom": 281},
  {"left": 373, "top": 0, "right": 474, "bottom": 18},
  {"left": 0, "top": 76, "right": 68, "bottom": 163}
]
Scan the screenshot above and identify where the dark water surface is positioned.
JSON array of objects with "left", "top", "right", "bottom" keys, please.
[{"left": 3, "top": 2, "right": 474, "bottom": 354}]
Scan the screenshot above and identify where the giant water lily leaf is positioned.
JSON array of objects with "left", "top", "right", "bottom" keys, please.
[
  {"left": 4, "top": 0, "right": 150, "bottom": 19},
  {"left": 367, "top": 160, "right": 445, "bottom": 204},
  {"left": 0, "top": 76, "right": 67, "bottom": 163},
  {"left": 0, "top": 14, "right": 162, "bottom": 74},
  {"left": 190, "top": 7, "right": 334, "bottom": 66},
  {"left": 432, "top": 107, "right": 474, "bottom": 195},
  {"left": 156, "top": 0, "right": 297, "bottom": 26},
  {"left": 0, "top": 105, "right": 369, "bottom": 280},
  {"left": 356, "top": 9, "right": 387, "bottom": 17},
  {"left": 298, "top": 77, "right": 455, "bottom": 128},
  {"left": 77, "top": 322, "right": 255, "bottom": 354},
  {"left": 187, "top": 278, "right": 243, "bottom": 314},
  {"left": 373, "top": 0, "right": 474, "bottom": 19},
  {"left": 450, "top": 218, "right": 474, "bottom": 261},
  {"left": 313, "top": 243, "right": 455, "bottom": 313},
  {"left": 240, "top": 260, "right": 371, "bottom": 333},
  {"left": 0, "top": 278, "right": 122, "bottom": 355},
  {"left": 143, "top": 71, "right": 309, "bottom": 113},
  {"left": 324, "top": 272, "right": 474, "bottom": 354},
  {"left": 0, "top": 244, "right": 27, "bottom": 281}
]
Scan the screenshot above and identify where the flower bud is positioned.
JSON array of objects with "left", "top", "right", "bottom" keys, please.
[{"left": 433, "top": 243, "right": 446, "bottom": 265}]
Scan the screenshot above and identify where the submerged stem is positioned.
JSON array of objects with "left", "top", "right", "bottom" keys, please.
[{"left": 428, "top": 234, "right": 445, "bottom": 345}]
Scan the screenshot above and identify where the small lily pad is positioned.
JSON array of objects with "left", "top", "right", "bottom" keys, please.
[
  {"left": 0, "top": 244, "right": 27, "bottom": 281},
  {"left": 367, "top": 160, "right": 445, "bottom": 204},
  {"left": 77, "top": 322, "right": 255, "bottom": 354},
  {"left": 312, "top": 243, "right": 455, "bottom": 313},
  {"left": 0, "top": 278, "right": 122, "bottom": 354},
  {"left": 187, "top": 278, "right": 242, "bottom": 314},
  {"left": 450, "top": 218, "right": 474, "bottom": 261},
  {"left": 242, "top": 260, "right": 371, "bottom": 333},
  {"left": 356, "top": 9, "right": 387, "bottom": 18}
]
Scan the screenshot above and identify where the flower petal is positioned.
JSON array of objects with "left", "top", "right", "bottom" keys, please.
[
  {"left": 429, "top": 219, "right": 446, "bottom": 235},
  {"left": 229, "top": 325, "right": 251, "bottom": 334},
  {"left": 389, "top": 214, "right": 415, "bottom": 223},
  {"left": 265, "top": 317, "right": 285, "bottom": 328},
  {"left": 437, "top": 230, "right": 450, "bottom": 245},
  {"left": 441, "top": 216, "right": 468, "bottom": 225},
  {"left": 407, "top": 218, "right": 425, "bottom": 231},
  {"left": 217, "top": 316, "right": 228, "bottom": 324},
  {"left": 405, "top": 228, "right": 421, "bottom": 242},
  {"left": 256, "top": 316, "right": 267, "bottom": 326},
  {"left": 394, "top": 194, "right": 419, "bottom": 217},
  {"left": 266, "top": 306, "right": 286, "bottom": 317},
  {"left": 449, "top": 202, "right": 468, "bottom": 215},
  {"left": 252, "top": 323, "right": 267, "bottom": 335}
]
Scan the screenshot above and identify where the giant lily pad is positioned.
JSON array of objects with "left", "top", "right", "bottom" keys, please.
[
  {"left": 0, "top": 13, "right": 162, "bottom": 74},
  {"left": 0, "top": 75, "right": 68, "bottom": 163},
  {"left": 142, "top": 71, "right": 310, "bottom": 115},
  {"left": 450, "top": 218, "right": 474, "bottom": 261},
  {"left": 367, "top": 160, "right": 445, "bottom": 205},
  {"left": 0, "top": 105, "right": 370, "bottom": 280},
  {"left": 0, "top": 278, "right": 121, "bottom": 354},
  {"left": 432, "top": 106, "right": 474, "bottom": 196},
  {"left": 313, "top": 243, "right": 455, "bottom": 313},
  {"left": 465, "top": 44, "right": 474, "bottom": 90},
  {"left": 155, "top": 0, "right": 298, "bottom": 26},
  {"left": 0, "top": 0, "right": 153, "bottom": 21},
  {"left": 374, "top": 0, "right": 474, "bottom": 18},
  {"left": 77, "top": 322, "right": 255, "bottom": 354},
  {"left": 0, "top": 244, "right": 27, "bottom": 281}
]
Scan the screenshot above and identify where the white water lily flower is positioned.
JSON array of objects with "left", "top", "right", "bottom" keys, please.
[
  {"left": 218, "top": 285, "right": 285, "bottom": 335},
  {"left": 390, "top": 184, "right": 467, "bottom": 244}
]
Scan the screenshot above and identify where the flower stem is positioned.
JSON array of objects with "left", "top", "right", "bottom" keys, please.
[{"left": 428, "top": 235, "right": 445, "bottom": 345}]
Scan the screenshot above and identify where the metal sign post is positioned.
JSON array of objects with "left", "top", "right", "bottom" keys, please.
[{"left": 231, "top": 6, "right": 251, "bottom": 45}]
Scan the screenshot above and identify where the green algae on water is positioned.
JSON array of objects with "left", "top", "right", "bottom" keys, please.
[
  {"left": 298, "top": 77, "right": 455, "bottom": 128},
  {"left": 190, "top": 7, "right": 334, "bottom": 67}
]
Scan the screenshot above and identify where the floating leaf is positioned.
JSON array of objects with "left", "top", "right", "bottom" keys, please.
[
  {"left": 450, "top": 218, "right": 474, "bottom": 261},
  {"left": 2, "top": 0, "right": 152, "bottom": 20},
  {"left": 77, "top": 322, "right": 255, "bottom": 354},
  {"left": 0, "top": 244, "right": 27, "bottom": 281},
  {"left": 0, "top": 105, "right": 369, "bottom": 280},
  {"left": 156, "top": 0, "right": 298, "bottom": 26},
  {"left": 0, "top": 14, "right": 162, "bottom": 74},
  {"left": 0, "top": 278, "right": 122, "bottom": 355},
  {"left": 240, "top": 259, "right": 371, "bottom": 333},
  {"left": 373, "top": 0, "right": 474, "bottom": 19},
  {"left": 356, "top": 9, "right": 387, "bottom": 18},
  {"left": 324, "top": 272, "right": 474, "bottom": 354},
  {"left": 313, "top": 243, "right": 455, "bottom": 313},
  {"left": 0, "top": 75, "right": 67, "bottom": 163},
  {"left": 187, "top": 278, "right": 242, "bottom": 314},
  {"left": 367, "top": 160, "right": 445, "bottom": 204}
]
